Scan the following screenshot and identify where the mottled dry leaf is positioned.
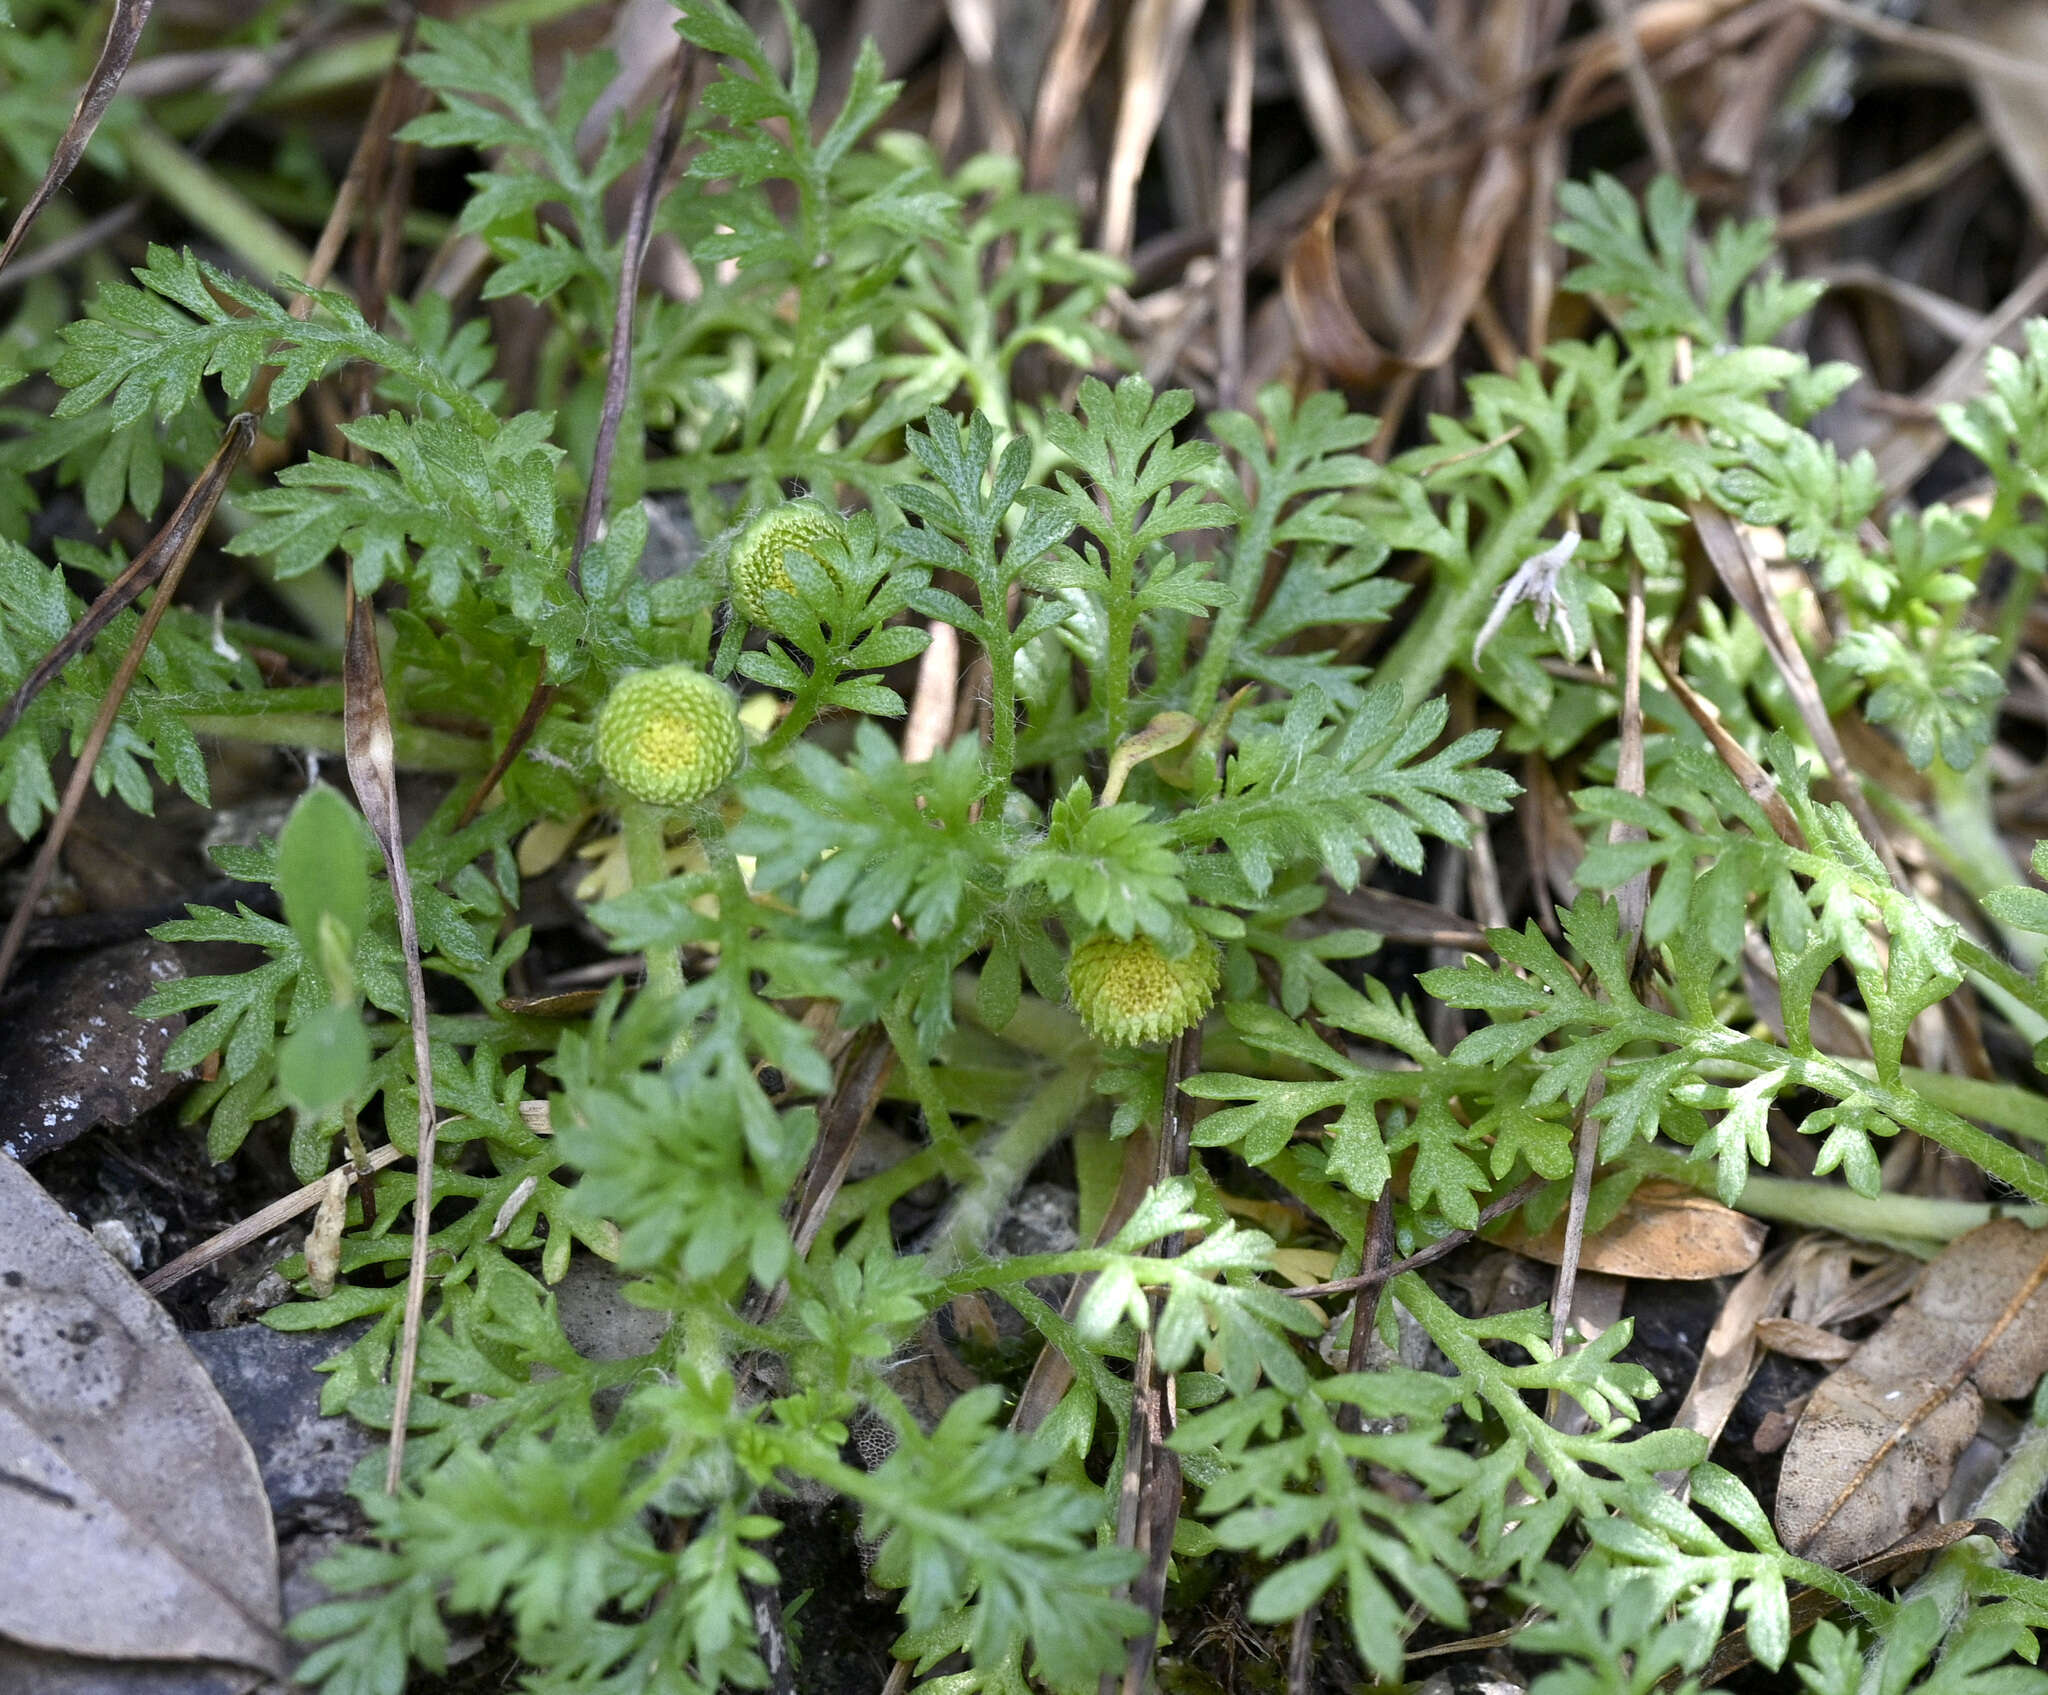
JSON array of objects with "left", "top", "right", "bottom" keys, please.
[
  {"left": 1493, "top": 1178, "right": 1766, "bottom": 1279},
  {"left": 1777, "top": 1219, "right": 2048, "bottom": 1566},
  {"left": 0, "top": 1154, "right": 281, "bottom": 1675}
]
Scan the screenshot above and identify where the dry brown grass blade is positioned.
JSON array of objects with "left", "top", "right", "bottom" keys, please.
[
  {"left": 901, "top": 620, "right": 959, "bottom": 764},
  {"left": 1374, "top": 0, "right": 1478, "bottom": 101},
  {"left": 0, "top": 418, "right": 255, "bottom": 746},
  {"left": 1793, "top": 0, "right": 2048, "bottom": 91},
  {"left": 1284, "top": 141, "right": 1523, "bottom": 388},
  {"left": 341, "top": 584, "right": 440, "bottom": 1494},
  {"left": 1700, "top": 11, "right": 1819, "bottom": 175},
  {"left": 0, "top": 0, "right": 154, "bottom": 279},
  {"left": 1025, "top": 0, "right": 1109, "bottom": 190},
  {"left": 142, "top": 1141, "right": 408, "bottom": 1295},
  {"left": 1009, "top": 1129, "right": 1157, "bottom": 1436},
  {"left": 1525, "top": 0, "right": 1763, "bottom": 344},
  {"left": 456, "top": 51, "right": 690, "bottom": 827},
  {"left": 1215, "top": 0, "right": 1253, "bottom": 414},
  {"left": 1870, "top": 250, "right": 2048, "bottom": 498},
  {"left": 786, "top": 1024, "right": 897, "bottom": 1261},
  {"left": 1687, "top": 498, "right": 1904, "bottom": 881},
  {"left": 1651, "top": 643, "right": 1808, "bottom": 848},
  {"left": 1549, "top": 560, "right": 1646, "bottom": 1354},
  {"left": 1775, "top": 123, "right": 1990, "bottom": 243},
  {"left": 1098, "top": 0, "right": 1205, "bottom": 260},
  {"left": 0, "top": 411, "right": 257, "bottom": 995},
  {"left": 940, "top": 0, "right": 1024, "bottom": 158},
  {"left": 1591, "top": 0, "right": 1680, "bottom": 177},
  {"left": 571, "top": 53, "right": 689, "bottom": 596}
]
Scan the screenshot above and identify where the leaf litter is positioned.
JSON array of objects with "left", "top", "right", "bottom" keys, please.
[
  {"left": 0, "top": 1152, "right": 281, "bottom": 1682},
  {"left": 1778, "top": 1219, "right": 2048, "bottom": 1566}
]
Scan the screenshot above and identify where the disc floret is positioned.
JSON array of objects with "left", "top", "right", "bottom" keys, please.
[
  {"left": 1066, "top": 931, "right": 1220, "bottom": 1047},
  {"left": 729, "top": 501, "right": 844, "bottom": 631},
  {"left": 596, "top": 665, "right": 743, "bottom": 806}
]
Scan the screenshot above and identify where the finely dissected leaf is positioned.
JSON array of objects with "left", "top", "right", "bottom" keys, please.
[
  {"left": 0, "top": 1154, "right": 283, "bottom": 1674},
  {"left": 1778, "top": 1220, "right": 2048, "bottom": 1567}
]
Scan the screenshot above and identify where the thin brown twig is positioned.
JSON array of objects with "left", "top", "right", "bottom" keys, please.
[
  {"left": 1777, "top": 123, "right": 1991, "bottom": 243},
  {"left": 0, "top": 417, "right": 256, "bottom": 993},
  {"left": 143, "top": 1141, "right": 408, "bottom": 1294},
  {"left": 456, "top": 48, "right": 692, "bottom": 827},
  {"left": 1281, "top": 1176, "right": 1546, "bottom": 1300},
  {"left": 1215, "top": 0, "right": 1253, "bottom": 415}
]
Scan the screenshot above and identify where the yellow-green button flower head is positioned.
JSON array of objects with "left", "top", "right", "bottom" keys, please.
[
  {"left": 596, "top": 665, "right": 742, "bottom": 806},
  {"left": 1066, "top": 931, "right": 1220, "bottom": 1048},
  {"left": 729, "top": 500, "right": 843, "bottom": 631}
]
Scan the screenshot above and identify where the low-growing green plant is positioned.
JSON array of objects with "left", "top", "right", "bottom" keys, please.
[{"left": 13, "top": 2, "right": 2048, "bottom": 1690}]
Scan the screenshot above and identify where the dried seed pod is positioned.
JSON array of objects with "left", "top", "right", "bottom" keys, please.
[
  {"left": 596, "top": 664, "right": 743, "bottom": 806},
  {"left": 305, "top": 1168, "right": 348, "bottom": 1299},
  {"left": 1066, "top": 931, "right": 1220, "bottom": 1047},
  {"left": 728, "top": 501, "right": 843, "bottom": 631}
]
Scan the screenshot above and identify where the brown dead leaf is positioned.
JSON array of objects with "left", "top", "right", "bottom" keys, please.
[
  {"left": 1662, "top": 1246, "right": 1801, "bottom": 1486},
  {"left": 0, "top": 1153, "right": 282, "bottom": 1677},
  {"left": 1756, "top": 1317, "right": 1858, "bottom": 1364},
  {"left": 1492, "top": 1178, "right": 1766, "bottom": 1280},
  {"left": 1776, "top": 1219, "right": 2048, "bottom": 1566},
  {"left": 1283, "top": 143, "right": 1524, "bottom": 389}
]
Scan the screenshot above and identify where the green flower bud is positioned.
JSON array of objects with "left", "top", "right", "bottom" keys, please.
[
  {"left": 1066, "top": 931, "right": 1220, "bottom": 1048},
  {"left": 596, "top": 665, "right": 742, "bottom": 806},
  {"left": 729, "top": 501, "right": 843, "bottom": 631}
]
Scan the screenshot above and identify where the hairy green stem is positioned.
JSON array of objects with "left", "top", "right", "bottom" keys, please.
[
  {"left": 986, "top": 634, "right": 1018, "bottom": 794},
  {"left": 1927, "top": 759, "right": 2045, "bottom": 972},
  {"left": 758, "top": 662, "right": 830, "bottom": 759},
  {"left": 183, "top": 712, "right": 488, "bottom": 771},
  {"left": 621, "top": 803, "right": 683, "bottom": 1003},
  {"left": 1372, "top": 467, "right": 1572, "bottom": 715},
  {"left": 1642, "top": 1146, "right": 2046, "bottom": 1252},
  {"left": 1187, "top": 464, "right": 1283, "bottom": 709},
  {"left": 880, "top": 1000, "right": 980, "bottom": 1188},
  {"left": 922, "top": 1057, "right": 1096, "bottom": 1280},
  {"left": 1101, "top": 544, "right": 1139, "bottom": 745},
  {"left": 1956, "top": 938, "right": 2048, "bottom": 1025}
]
